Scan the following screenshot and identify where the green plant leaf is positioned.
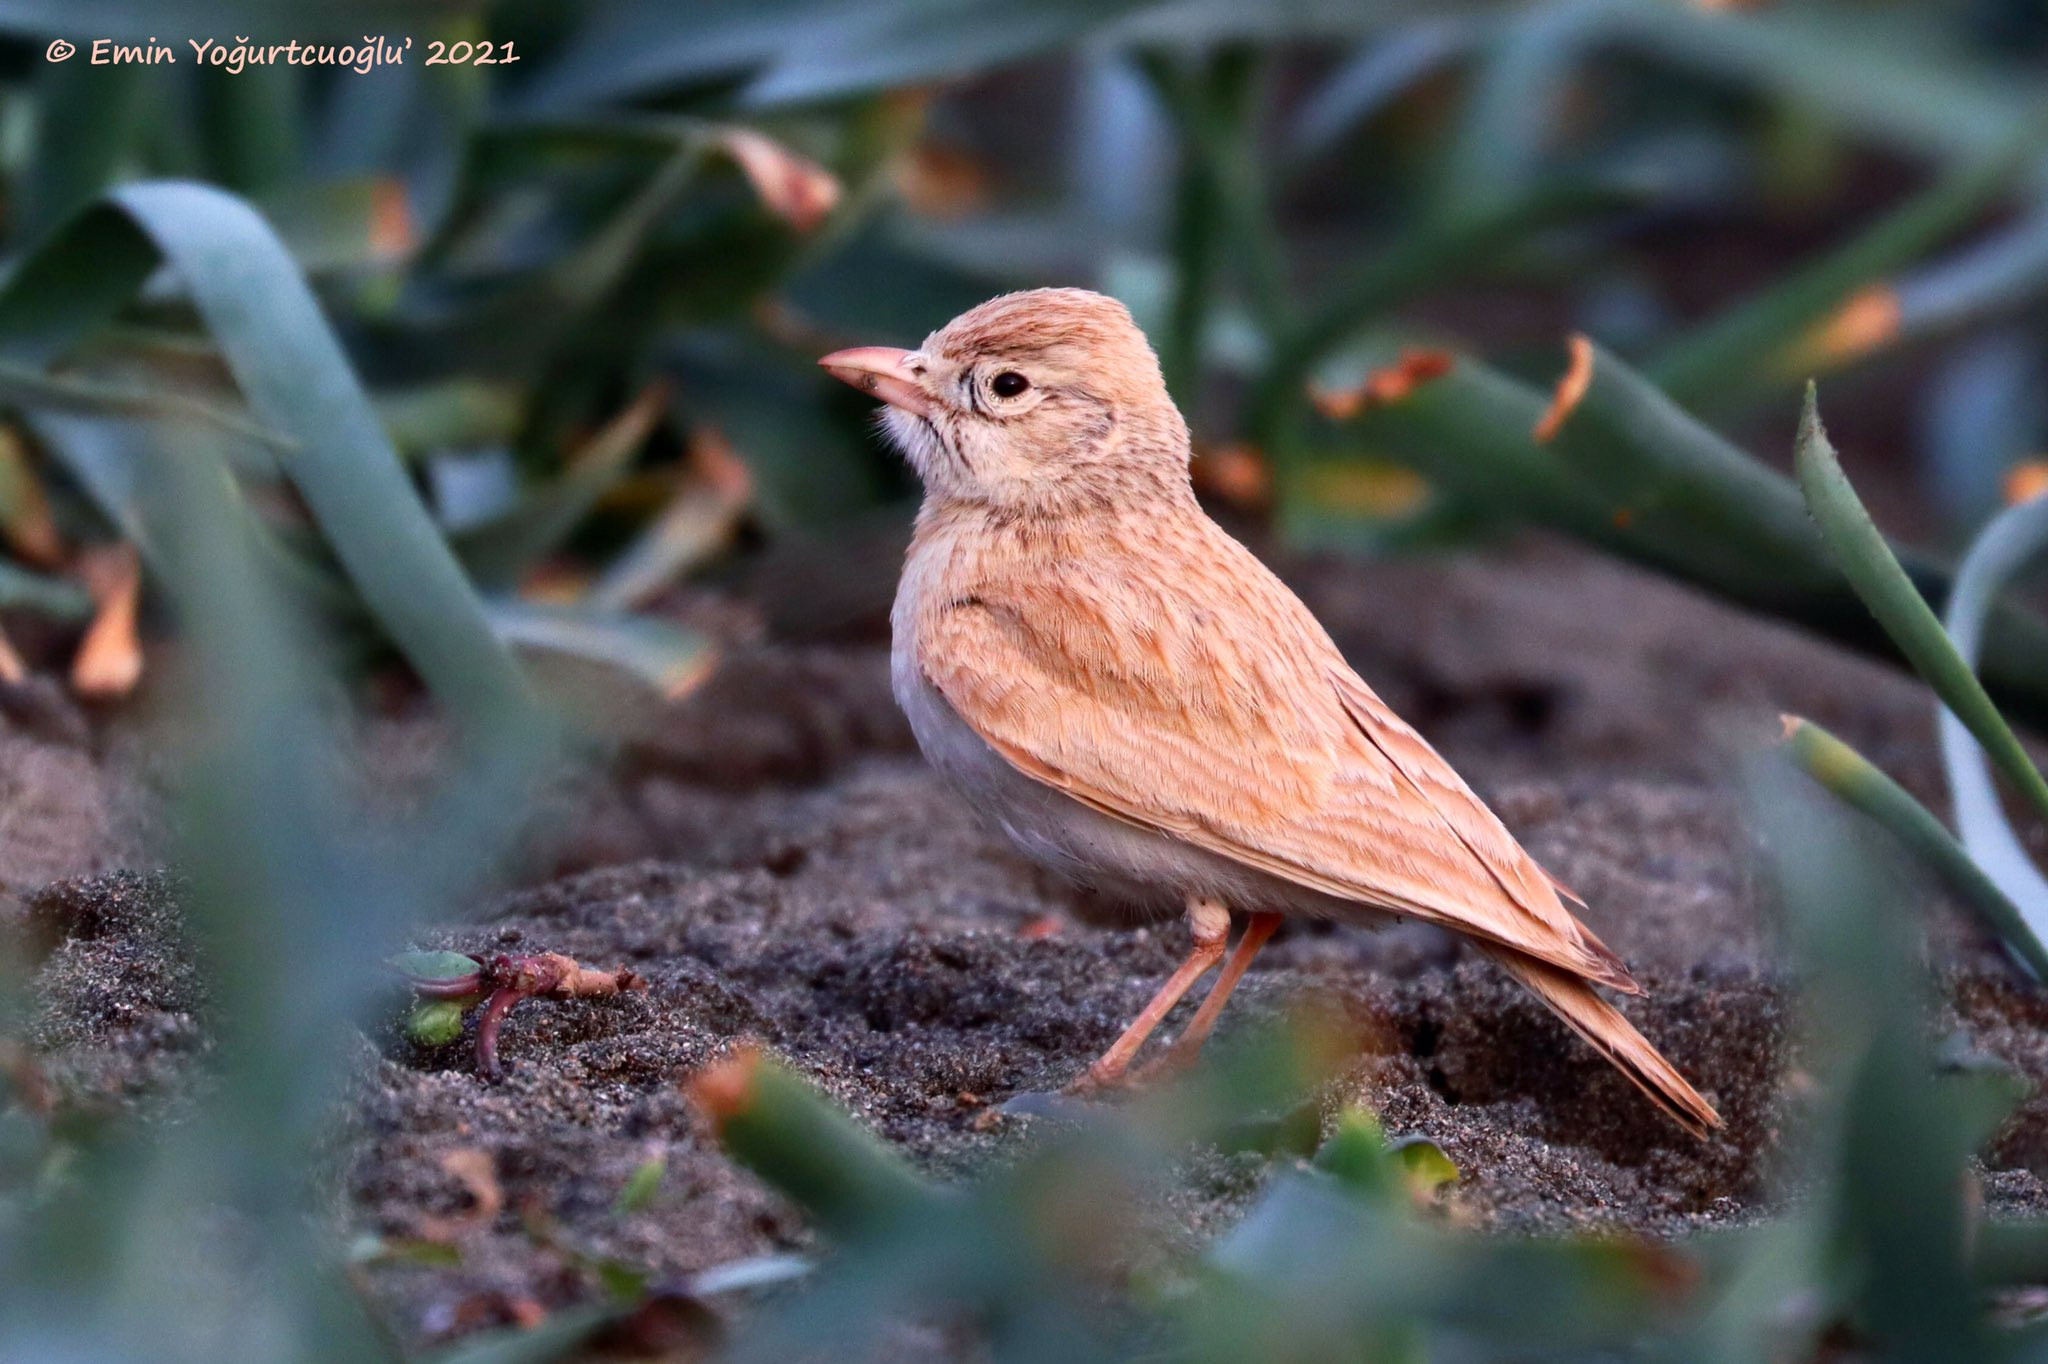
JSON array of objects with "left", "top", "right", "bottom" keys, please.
[
  {"left": 256, "top": 176, "right": 414, "bottom": 274},
  {"left": 1388, "top": 1136, "right": 1459, "bottom": 1198},
  {"left": 1253, "top": 175, "right": 1657, "bottom": 443},
  {"left": 1599, "top": 0, "right": 2038, "bottom": 165},
  {"left": 1540, "top": 337, "right": 1836, "bottom": 595},
  {"left": 0, "top": 558, "right": 92, "bottom": 620},
  {"left": 195, "top": 63, "right": 302, "bottom": 196},
  {"left": 1781, "top": 715, "right": 2048, "bottom": 979},
  {"left": 347, "top": 1234, "right": 464, "bottom": 1268},
  {"left": 592, "top": 1258, "right": 650, "bottom": 1302},
  {"left": 377, "top": 380, "right": 527, "bottom": 460},
  {"left": 1795, "top": 386, "right": 2048, "bottom": 836},
  {"left": 1312, "top": 1107, "right": 1393, "bottom": 1196},
  {"left": 0, "top": 180, "right": 536, "bottom": 734},
  {"left": 1746, "top": 761, "right": 1991, "bottom": 1360},
  {"left": 1973, "top": 1218, "right": 2048, "bottom": 1287},
  {"left": 392, "top": 949, "right": 483, "bottom": 983},
  {"left": 1325, "top": 343, "right": 2048, "bottom": 727},
  {"left": 550, "top": 149, "right": 705, "bottom": 311},
  {"left": 1437, "top": 0, "right": 1611, "bottom": 216},
  {"left": 744, "top": 0, "right": 1160, "bottom": 107},
  {"left": 23, "top": 412, "right": 362, "bottom": 622},
  {"left": 0, "top": 2, "right": 482, "bottom": 39},
  {"left": 1935, "top": 490, "right": 2048, "bottom": 924},
  {"left": 692, "top": 1049, "right": 940, "bottom": 1239},
  {"left": 454, "top": 383, "right": 668, "bottom": 591},
  {"left": 22, "top": 60, "right": 148, "bottom": 239},
  {"left": 1649, "top": 134, "right": 2035, "bottom": 408},
  {"left": 406, "top": 999, "right": 470, "bottom": 1047},
  {"left": 613, "top": 1154, "right": 666, "bottom": 1217},
  {"left": 1894, "top": 208, "right": 2048, "bottom": 347},
  {"left": 0, "top": 356, "right": 288, "bottom": 448},
  {"left": 427, "top": 1304, "right": 617, "bottom": 1364},
  {"left": 662, "top": 334, "right": 883, "bottom": 531},
  {"left": 514, "top": 0, "right": 830, "bottom": 111},
  {"left": 481, "top": 600, "right": 715, "bottom": 709},
  {"left": 1286, "top": 20, "right": 1471, "bottom": 166},
  {"left": 689, "top": 1253, "right": 813, "bottom": 1297}
]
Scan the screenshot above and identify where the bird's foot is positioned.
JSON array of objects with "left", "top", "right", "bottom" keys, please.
[
  {"left": 1127, "top": 1043, "right": 1201, "bottom": 1088},
  {"left": 1063, "top": 1055, "right": 1157, "bottom": 1099},
  {"left": 1061, "top": 1063, "right": 1124, "bottom": 1099},
  {"left": 1064, "top": 1046, "right": 1196, "bottom": 1098}
]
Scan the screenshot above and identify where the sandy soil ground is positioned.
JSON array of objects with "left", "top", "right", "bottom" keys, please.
[{"left": 11, "top": 532, "right": 2048, "bottom": 1350}]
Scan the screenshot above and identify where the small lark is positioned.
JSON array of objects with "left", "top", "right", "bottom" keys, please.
[{"left": 822, "top": 288, "right": 1719, "bottom": 1137}]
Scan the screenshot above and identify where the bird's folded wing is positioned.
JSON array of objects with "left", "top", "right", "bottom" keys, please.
[{"left": 917, "top": 569, "right": 1635, "bottom": 991}]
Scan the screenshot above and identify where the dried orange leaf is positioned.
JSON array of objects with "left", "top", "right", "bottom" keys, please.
[
  {"left": 573, "top": 381, "right": 671, "bottom": 473},
  {"left": 1533, "top": 334, "right": 1595, "bottom": 443},
  {"left": 1017, "top": 914, "right": 1063, "bottom": 941},
  {"left": 0, "top": 428, "right": 62, "bottom": 567},
  {"left": 1783, "top": 284, "right": 1902, "bottom": 373},
  {"left": 1310, "top": 349, "right": 1455, "bottom": 420},
  {"left": 369, "top": 179, "right": 415, "bottom": 262},
  {"left": 70, "top": 543, "right": 143, "bottom": 700},
  {"left": 2004, "top": 459, "right": 2048, "bottom": 507},
  {"left": 688, "top": 1044, "right": 764, "bottom": 1134},
  {"left": 419, "top": 1147, "right": 505, "bottom": 1242},
  {"left": 718, "top": 129, "right": 842, "bottom": 232},
  {"left": 1191, "top": 443, "right": 1271, "bottom": 510},
  {"left": 517, "top": 563, "right": 592, "bottom": 604},
  {"left": 586, "top": 426, "right": 753, "bottom": 613},
  {"left": 893, "top": 141, "right": 990, "bottom": 219},
  {"left": 693, "top": 423, "right": 755, "bottom": 503}
]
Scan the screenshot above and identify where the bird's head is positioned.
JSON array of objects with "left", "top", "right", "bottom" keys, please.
[{"left": 820, "top": 288, "right": 1190, "bottom": 511}]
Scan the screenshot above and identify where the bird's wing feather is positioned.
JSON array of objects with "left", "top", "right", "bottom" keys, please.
[{"left": 914, "top": 530, "right": 1636, "bottom": 990}]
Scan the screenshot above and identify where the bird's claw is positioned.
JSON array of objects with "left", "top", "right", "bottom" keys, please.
[
  {"left": 1063, "top": 1048, "right": 1191, "bottom": 1098},
  {"left": 1128, "top": 1045, "right": 1198, "bottom": 1087},
  {"left": 1061, "top": 1065, "right": 1128, "bottom": 1099}
]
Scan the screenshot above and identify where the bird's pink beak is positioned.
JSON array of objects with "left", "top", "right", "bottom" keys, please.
[{"left": 818, "top": 346, "right": 933, "bottom": 419}]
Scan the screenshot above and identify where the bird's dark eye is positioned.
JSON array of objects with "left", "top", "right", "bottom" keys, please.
[{"left": 991, "top": 371, "right": 1030, "bottom": 398}]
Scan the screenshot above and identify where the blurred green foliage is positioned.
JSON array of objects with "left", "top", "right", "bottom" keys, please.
[
  {"left": 0, "top": 1, "right": 2045, "bottom": 1361},
  {"left": 1783, "top": 386, "right": 2048, "bottom": 982},
  {"left": 0, "top": 0, "right": 2036, "bottom": 697}
]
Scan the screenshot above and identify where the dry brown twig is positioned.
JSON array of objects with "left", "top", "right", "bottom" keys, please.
[{"left": 400, "top": 950, "right": 648, "bottom": 1081}]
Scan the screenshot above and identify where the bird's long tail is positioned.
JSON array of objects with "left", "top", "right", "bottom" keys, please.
[{"left": 1487, "top": 947, "right": 1722, "bottom": 1140}]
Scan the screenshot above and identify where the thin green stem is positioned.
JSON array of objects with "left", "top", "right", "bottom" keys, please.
[
  {"left": 1139, "top": 51, "right": 1224, "bottom": 412},
  {"left": 1203, "top": 48, "right": 1292, "bottom": 341},
  {"left": 1141, "top": 47, "right": 1292, "bottom": 416},
  {"left": 1783, "top": 715, "right": 2048, "bottom": 981}
]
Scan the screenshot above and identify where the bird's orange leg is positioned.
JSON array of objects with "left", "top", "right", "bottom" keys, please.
[
  {"left": 1072, "top": 897, "right": 1230, "bottom": 1092},
  {"left": 1139, "top": 910, "right": 1283, "bottom": 1078}
]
